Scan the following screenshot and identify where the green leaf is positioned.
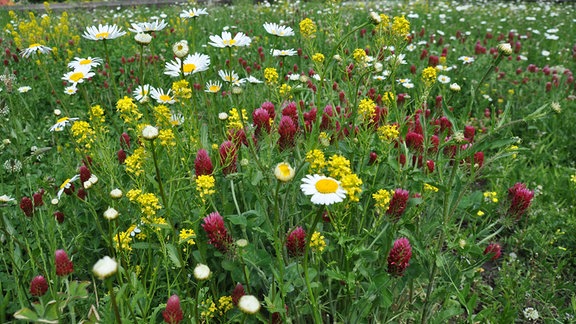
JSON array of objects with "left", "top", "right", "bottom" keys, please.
[
  {"left": 228, "top": 214, "right": 247, "bottom": 227},
  {"left": 166, "top": 244, "right": 182, "bottom": 268},
  {"left": 14, "top": 307, "right": 39, "bottom": 321},
  {"left": 68, "top": 281, "right": 90, "bottom": 299}
]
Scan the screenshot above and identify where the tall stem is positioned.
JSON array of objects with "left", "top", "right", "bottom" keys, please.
[{"left": 303, "top": 208, "right": 324, "bottom": 323}]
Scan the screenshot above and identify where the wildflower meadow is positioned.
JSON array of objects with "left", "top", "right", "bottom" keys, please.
[{"left": 1, "top": 0, "right": 575, "bottom": 322}]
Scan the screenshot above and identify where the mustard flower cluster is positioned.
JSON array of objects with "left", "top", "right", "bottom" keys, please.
[
  {"left": 264, "top": 67, "right": 279, "bottom": 85},
  {"left": 299, "top": 18, "right": 317, "bottom": 38},
  {"left": 312, "top": 53, "right": 325, "bottom": 63},
  {"left": 422, "top": 66, "right": 437, "bottom": 87},
  {"left": 310, "top": 231, "right": 326, "bottom": 253},
  {"left": 218, "top": 296, "right": 234, "bottom": 315},
  {"left": 116, "top": 96, "right": 142, "bottom": 124},
  {"left": 179, "top": 228, "right": 196, "bottom": 245},
  {"left": 483, "top": 191, "right": 498, "bottom": 203},
  {"left": 154, "top": 105, "right": 173, "bottom": 127},
  {"left": 196, "top": 175, "right": 216, "bottom": 201},
  {"left": 201, "top": 299, "right": 217, "bottom": 319},
  {"left": 382, "top": 91, "right": 395, "bottom": 107},
  {"left": 377, "top": 124, "right": 400, "bottom": 142},
  {"left": 127, "top": 189, "right": 162, "bottom": 219},
  {"left": 391, "top": 15, "right": 410, "bottom": 37},
  {"left": 358, "top": 98, "right": 376, "bottom": 120},
  {"left": 158, "top": 129, "right": 176, "bottom": 147},
  {"left": 227, "top": 108, "right": 248, "bottom": 131},
  {"left": 171, "top": 79, "right": 192, "bottom": 99},
  {"left": 113, "top": 225, "right": 137, "bottom": 252},
  {"left": 424, "top": 183, "right": 439, "bottom": 192},
  {"left": 125, "top": 147, "right": 146, "bottom": 176},
  {"left": 373, "top": 189, "right": 393, "bottom": 212},
  {"left": 306, "top": 149, "right": 326, "bottom": 173},
  {"left": 70, "top": 121, "right": 95, "bottom": 151},
  {"left": 328, "top": 155, "right": 363, "bottom": 202},
  {"left": 279, "top": 84, "right": 292, "bottom": 98},
  {"left": 353, "top": 48, "right": 367, "bottom": 63}
]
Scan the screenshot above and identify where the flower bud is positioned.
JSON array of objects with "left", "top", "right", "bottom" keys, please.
[
  {"left": 497, "top": 43, "right": 512, "bottom": 56},
  {"left": 142, "top": 125, "right": 159, "bottom": 140}
]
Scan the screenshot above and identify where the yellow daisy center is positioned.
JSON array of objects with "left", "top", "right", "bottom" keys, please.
[
  {"left": 79, "top": 59, "right": 92, "bottom": 65},
  {"left": 29, "top": 43, "right": 41, "bottom": 48},
  {"left": 56, "top": 117, "right": 69, "bottom": 123},
  {"left": 183, "top": 63, "right": 196, "bottom": 73},
  {"left": 60, "top": 179, "right": 71, "bottom": 189},
  {"left": 223, "top": 39, "right": 236, "bottom": 46},
  {"left": 95, "top": 32, "right": 109, "bottom": 39},
  {"left": 69, "top": 72, "right": 85, "bottom": 82},
  {"left": 315, "top": 178, "right": 339, "bottom": 194},
  {"left": 159, "top": 94, "right": 172, "bottom": 102},
  {"left": 209, "top": 85, "right": 220, "bottom": 92},
  {"left": 278, "top": 164, "right": 292, "bottom": 177}
]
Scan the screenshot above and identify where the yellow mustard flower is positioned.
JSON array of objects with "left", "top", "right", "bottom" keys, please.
[
  {"left": 299, "top": 18, "right": 317, "bottom": 38},
  {"left": 306, "top": 149, "right": 326, "bottom": 173},
  {"left": 310, "top": 231, "right": 326, "bottom": 252}
]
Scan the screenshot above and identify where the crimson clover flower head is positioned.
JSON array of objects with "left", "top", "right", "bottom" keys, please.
[
  {"left": 194, "top": 149, "right": 214, "bottom": 176},
  {"left": 29, "top": 275, "right": 49, "bottom": 297},
  {"left": 386, "top": 189, "right": 410, "bottom": 221},
  {"left": 286, "top": 226, "right": 306, "bottom": 257},
  {"left": 484, "top": 243, "right": 502, "bottom": 261},
  {"left": 202, "top": 212, "right": 233, "bottom": 253},
  {"left": 278, "top": 116, "right": 297, "bottom": 150},
  {"left": 387, "top": 237, "right": 412, "bottom": 277},
  {"left": 162, "top": 294, "right": 184, "bottom": 324},
  {"left": 55, "top": 249, "right": 74, "bottom": 276},
  {"left": 20, "top": 196, "right": 34, "bottom": 217},
  {"left": 507, "top": 182, "right": 534, "bottom": 220},
  {"left": 219, "top": 141, "right": 238, "bottom": 175},
  {"left": 232, "top": 283, "right": 246, "bottom": 306}
]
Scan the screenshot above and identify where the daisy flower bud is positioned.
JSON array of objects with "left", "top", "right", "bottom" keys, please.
[
  {"left": 274, "top": 162, "right": 295, "bottom": 182},
  {"left": 103, "top": 207, "right": 119, "bottom": 220},
  {"left": 110, "top": 188, "right": 123, "bottom": 199},
  {"left": 92, "top": 256, "right": 118, "bottom": 280},
  {"left": 142, "top": 125, "right": 159, "bottom": 140},
  {"left": 449, "top": 83, "right": 461, "bottom": 92},
  {"left": 193, "top": 263, "right": 211, "bottom": 281},
  {"left": 497, "top": 43, "right": 512, "bottom": 56},
  {"left": 238, "top": 295, "right": 261, "bottom": 314},
  {"left": 172, "top": 40, "right": 189, "bottom": 58},
  {"left": 369, "top": 12, "right": 382, "bottom": 25},
  {"left": 135, "top": 33, "right": 152, "bottom": 45}
]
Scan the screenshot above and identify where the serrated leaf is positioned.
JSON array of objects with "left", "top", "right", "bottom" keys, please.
[{"left": 166, "top": 243, "right": 182, "bottom": 268}]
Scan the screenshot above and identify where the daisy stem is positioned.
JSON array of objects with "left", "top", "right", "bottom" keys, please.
[
  {"left": 139, "top": 44, "right": 145, "bottom": 86},
  {"left": 103, "top": 40, "right": 121, "bottom": 100},
  {"left": 149, "top": 140, "right": 170, "bottom": 222},
  {"left": 107, "top": 277, "right": 122, "bottom": 323}
]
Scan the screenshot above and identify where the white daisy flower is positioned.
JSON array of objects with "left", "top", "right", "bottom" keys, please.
[
  {"left": 402, "top": 82, "right": 415, "bottom": 89},
  {"left": 245, "top": 75, "right": 263, "bottom": 84},
  {"left": 57, "top": 175, "right": 79, "bottom": 199},
  {"left": 133, "top": 84, "right": 151, "bottom": 102},
  {"left": 62, "top": 66, "right": 95, "bottom": 85},
  {"left": 208, "top": 31, "right": 251, "bottom": 48},
  {"left": 218, "top": 70, "right": 245, "bottom": 86},
  {"left": 437, "top": 75, "right": 451, "bottom": 84},
  {"left": 301, "top": 174, "right": 347, "bottom": 205},
  {"left": 263, "top": 22, "right": 295, "bottom": 37},
  {"left": 83, "top": 24, "right": 126, "bottom": 41},
  {"left": 386, "top": 53, "right": 407, "bottom": 67},
  {"left": 205, "top": 80, "right": 222, "bottom": 93},
  {"left": 289, "top": 74, "right": 300, "bottom": 81},
  {"left": 17, "top": 86, "right": 31, "bottom": 93},
  {"left": 180, "top": 8, "right": 208, "bottom": 19},
  {"left": 150, "top": 87, "right": 176, "bottom": 104},
  {"left": 271, "top": 48, "right": 297, "bottom": 57},
  {"left": 67, "top": 57, "right": 103, "bottom": 70},
  {"left": 0, "top": 194, "right": 15, "bottom": 203},
  {"left": 458, "top": 56, "right": 475, "bottom": 64},
  {"left": 20, "top": 43, "right": 52, "bottom": 58},
  {"left": 170, "top": 112, "right": 184, "bottom": 126},
  {"left": 164, "top": 53, "right": 210, "bottom": 77},
  {"left": 50, "top": 117, "right": 79, "bottom": 132},
  {"left": 396, "top": 78, "right": 412, "bottom": 84},
  {"left": 128, "top": 19, "right": 167, "bottom": 33}
]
